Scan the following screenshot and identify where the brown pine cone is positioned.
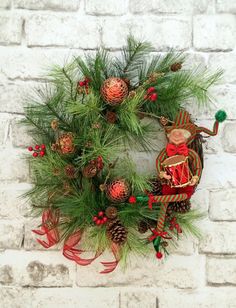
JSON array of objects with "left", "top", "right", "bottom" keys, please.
[
  {"left": 82, "top": 164, "right": 97, "bottom": 178},
  {"left": 107, "top": 218, "right": 127, "bottom": 245},
  {"left": 150, "top": 178, "right": 163, "bottom": 195},
  {"left": 105, "top": 206, "right": 118, "bottom": 219},
  {"left": 51, "top": 119, "right": 58, "bottom": 131},
  {"left": 64, "top": 164, "right": 77, "bottom": 179},
  {"left": 159, "top": 116, "right": 169, "bottom": 126},
  {"left": 170, "top": 63, "right": 182, "bottom": 72},
  {"left": 170, "top": 200, "right": 191, "bottom": 213},
  {"left": 105, "top": 111, "right": 117, "bottom": 124},
  {"left": 138, "top": 221, "right": 149, "bottom": 234}
]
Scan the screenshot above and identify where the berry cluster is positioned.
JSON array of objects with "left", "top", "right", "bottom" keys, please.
[
  {"left": 93, "top": 211, "right": 108, "bottom": 226},
  {"left": 144, "top": 87, "right": 158, "bottom": 102},
  {"left": 169, "top": 217, "right": 182, "bottom": 234},
  {"left": 77, "top": 77, "right": 91, "bottom": 94},
  {"left": 28, "top": 144, "right": 46, "bottom": 158}
]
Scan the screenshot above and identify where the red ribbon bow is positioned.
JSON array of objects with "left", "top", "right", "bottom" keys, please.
[
  {"left": 148, "top": 229, "right": 172, "bottom": 241},
  {"left": 166, "top": 143, "right": 189, "bottom": 157}
]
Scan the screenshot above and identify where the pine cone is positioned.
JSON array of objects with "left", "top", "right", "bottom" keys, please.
[
  {"left": 51, "top": 119, "right": 58, "bottom": 131},
  {"left": 138, "top": 219, "right": 156, "bottom": 234},
  {"left": 170, "top": 63, "right": 182, "bottom": 72},
  {"left": 82, "top": 164, "right": 97, "bottom": 178},
  {"left": 105, "top": 206, "right": 118, "bottom": 219},
  {"left": 159, "top": 116, "right": 169, "bottom": 126},
  {"left": 170, "top": 200, "right": 191, "bottom": 213},
  {"left": 150, "top": 178, "right": 163, "bottom": 195},
  {"left": 107, "top": 218, "right": 127, "bottom": 245},
  {"left": 64, "top": 164, "right": 77, "bottom": 179},
  {"left": 105, "top": 111, "right": 117, "bottom": 124},
  {"left": 57, "top": 133, "right": 75, "bottom": 154}
]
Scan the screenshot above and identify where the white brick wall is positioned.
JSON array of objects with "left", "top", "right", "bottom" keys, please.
[{"left": 0, "top": 1, "right": 235, "bottom": 307}]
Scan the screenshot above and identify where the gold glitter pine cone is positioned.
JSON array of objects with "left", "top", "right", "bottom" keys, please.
[{"left": 57, "top": 133, "right": 75, "bottom": 154}]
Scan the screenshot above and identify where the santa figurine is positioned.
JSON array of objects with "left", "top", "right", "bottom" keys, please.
[{"left": 156, "top": 110, "right": 227, "bottom": 199}]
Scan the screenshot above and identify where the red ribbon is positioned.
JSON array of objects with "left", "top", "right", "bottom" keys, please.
[
  {"left": 148, "top": 229, "right": 172, "bottom": 242},
  {"left": 100, "top": 242, "right": 120, "bottom": 274},
  {"left": 166, "top": 143, "right": 189, "bottom": 157},
  {"left": 148, "top": 193, "right": 154, "bottom": 209},
  {"left": 32, "top": 209, "right": 60, "bottom": 248},
  {"left": 63, "top": 230, "right": 102, "bottom": 266}
]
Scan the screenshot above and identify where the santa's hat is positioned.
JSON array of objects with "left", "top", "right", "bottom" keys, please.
[{"left": 164, "top": 110, "right": 227, "bottom": 144}]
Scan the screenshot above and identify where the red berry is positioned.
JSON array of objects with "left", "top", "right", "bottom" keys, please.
[
  {"left": 35, "top": 145, "right": 40, "bottom": 150},
  {"left": 98, "top": 211, "right": 104, "bottom": 217},
  {"left": 102, "top": 217, "right": 108, "bottom": 223},
  {"left": 79, "top": 81, "right": 85, "bottom": 87},
  {"left": 129, "top": 196, "right": 137, "bottom": 204},
  {"left": 41, "top": 144, "right": 46, "bottom": 150},
  {"left": 32, "top": 152, "right": 38, "bottom": 157},
  {"left": 39, "top": 151, "right": 45, "bottom": 157},
  {"left": 150, "top": 93, "right": 158, "bottom": 102},
  {"left": 147, "top": 87, "right": 155, "bottom": 94},
  {"left": 156, "top": 251, "right": 163, "bottom": 259},
  {"left": 28, "top": 146, "right": 33, "bottom": 151},
  {"left": 96, "top": 219, "right": 102, "bottom": 225},
  {"left": 93, "top": 216, "right": 98, "bottom": 222}
]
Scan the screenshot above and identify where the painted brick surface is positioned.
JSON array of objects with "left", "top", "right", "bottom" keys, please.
[{"left": 0, "top": 1, "right": 235, "bottom": 307}]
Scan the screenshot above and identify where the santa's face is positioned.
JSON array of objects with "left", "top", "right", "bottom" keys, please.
[{"left": 168, "top": 129, "right": 187, "bottom": 145}]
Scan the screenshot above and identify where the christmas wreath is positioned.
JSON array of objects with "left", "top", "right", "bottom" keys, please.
[{"left": 22, "top": 37, "right": 226, "bottom": 273}]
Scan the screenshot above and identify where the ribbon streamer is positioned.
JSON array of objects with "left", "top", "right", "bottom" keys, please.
[{"left": 32, "top": 209, "right": 60, "bottom": 248}]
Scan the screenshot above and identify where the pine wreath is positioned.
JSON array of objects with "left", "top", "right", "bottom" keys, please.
[{"left": 22, "top": 36, "right": 226, "bottom": 274}]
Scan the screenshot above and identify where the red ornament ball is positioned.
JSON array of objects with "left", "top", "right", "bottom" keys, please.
[
  {"left": 156, "top": 251, "right": 163, "bottom": 259},
  {"left": 106, "top": 178, "right": 131, "bottom": 203},
  {"left": 100, "top": 77, "right": 129, "bottom": 106}
]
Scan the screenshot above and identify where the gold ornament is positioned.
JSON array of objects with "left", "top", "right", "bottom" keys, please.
[
  {"left": 100, "top": 77, "right": 129, "bottom": 106},
  {"left": 105, "top": 178, "right": 130, "bottom": 203}
]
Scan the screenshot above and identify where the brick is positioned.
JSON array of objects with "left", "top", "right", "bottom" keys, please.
[
  {"left": 0, "top": 220, "right": 24, "bottom": 249},
  {"left": 14, "top": 0, "right": 79, "bottom": 11},
  {"left": 0, "top": 148, "right": 29, "bottom": 182},
  {"left": 10, "top": 115, "right": 34, "bottom": 147},
  {"left": 31, "top": 288, "right": 119, "bottom": 308},
  {"left": 208, "top": 53, "right": 236, "bottom": 83},
  {"left": 120, "top": 289, "right": 157, "bottom": 308},
  {"left": 25, "top": 14, "right": 100, "bottom": 48},
  {"left": 0, "top": 183, "right": 31, "bottom": 218},
  {"left": 0, "top": 0, "right": 11, "bottom": 8},
  {"left": 0, "top": 265, "right": 14, "bottom": 285},
  {"left": 0, "top": 82, "right": 44, "bottom": 114},
  {"left": 102, "top": 17, "right": 191, "bottom": 51},
  {"left": 222, "top": 123, "right": 236, "bottom": 153},
  {"left": 216, "top": 0, "right": 236, "bottom": 13},
  {"left": 211, "top": 85, "right": 236, "bottom": 119},
  {"left": 0, "top": 251, "right": 76, "bottom": 287},
  {"left": 0, "top": 14, "right": 22, "bottom": 45},
  {"left": 209, "top": 189, "right": 236, "bottom": 221},
  {"left": 0, "top": 46, "right": 83, "bottom": 80},
  {"left": 86, "top": 0, "right": 127, "bottom": 15},
  {"left": 207, "top": 257, "right": 236, "bottom": 285},
  {"left": 199, "top": 221, "right": 236, "bottom": 254},
  {"left": 130, "top": 0, "right": 212, "bottom": 14},
  {"left": 158, "top": 287, "right": 236, "bottom": 308},
  {"left": 0, "top": 287, "right": 32, "bottom": 308},
  {"left": 198, "top": 153, "right": 236, "bottom": 189},
  {"left": 0, "top": 114, "right": 10, "bottom": 146},
  {"left": 193, "top": 15, "right": 236, "bottom": 51},
  {"left": 191, "top": 189, "right": 209, "bottom": 212},
  {"left": 77, "top": 255, "right": 204, "bottom": 288}
]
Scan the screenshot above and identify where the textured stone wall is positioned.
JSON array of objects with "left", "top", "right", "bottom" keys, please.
[{"left": 0, "top": 1, "right": 236, "bottom": 307}]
